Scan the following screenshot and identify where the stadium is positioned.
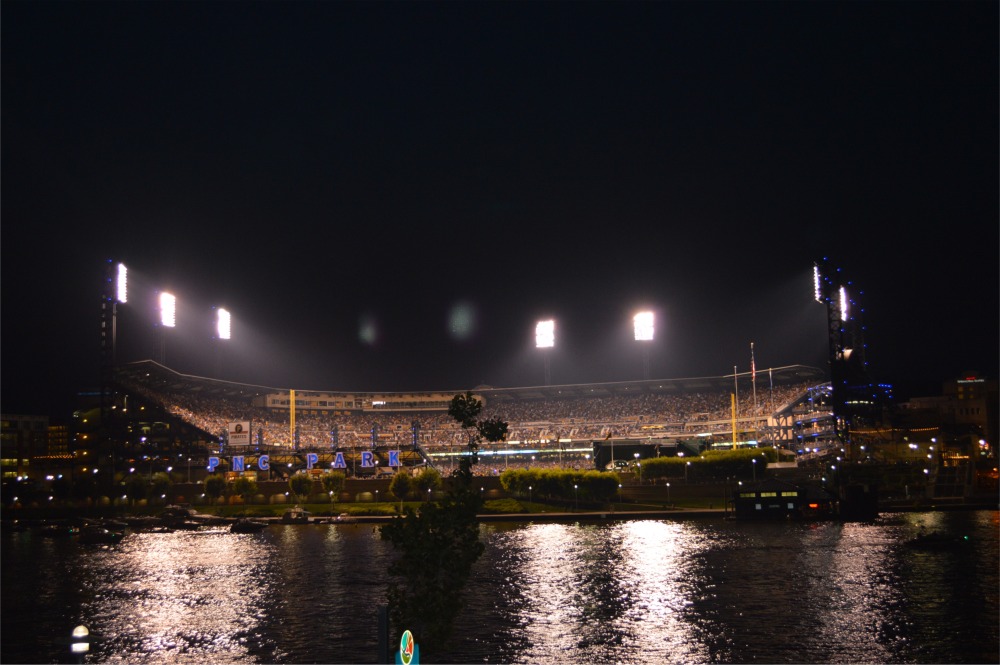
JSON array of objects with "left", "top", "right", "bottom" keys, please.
[{"left": 105, "top": 358, "right": 834, "bottom": 482}]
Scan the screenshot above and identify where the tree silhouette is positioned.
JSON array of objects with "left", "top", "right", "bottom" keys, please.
[{"left": 381, "top": 391, "right": 507, "bottom": 654}]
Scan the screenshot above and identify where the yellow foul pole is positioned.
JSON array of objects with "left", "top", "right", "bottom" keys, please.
[{"left": 290, "top": 389, "right": 296, "bottom": 449}]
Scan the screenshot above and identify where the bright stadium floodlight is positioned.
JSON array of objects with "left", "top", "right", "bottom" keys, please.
[
  {"left": 839, "top": 286, "right": 848, "bottom": 322},
  {"left": 634, "top": 310, "right": 654, "bottom": 380},
  {"left": 536, "top": 319, "right": 555, "bottom": 385},
  {"left": 160, "top": 292, "right": 176, "bottom": 328},
  {"left": 634, "top": 311, "right": 654, "bottom": 341},
  {"left": 217, "top": 308, "right": 231, "bottom": 340},
  {"left": 535, "top": 320, "right": 555, "bottom": 348},
  {"left": 813, "top": 264, "right": 823, "bottom": 303},
  {"left": 116, "top": 263, "right": 128, "bottom": 304}
]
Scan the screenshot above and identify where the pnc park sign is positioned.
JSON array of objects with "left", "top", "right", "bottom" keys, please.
[{"left": 206, "top": 450, "right": 404, "bottom": 473}]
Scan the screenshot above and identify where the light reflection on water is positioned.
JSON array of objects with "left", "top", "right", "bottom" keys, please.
[
  {"left": 83, "top": 527, "right": 277, "bottom": 663},
  {"left": 2, "top": 511, "right": 997, "bottom": 664}
]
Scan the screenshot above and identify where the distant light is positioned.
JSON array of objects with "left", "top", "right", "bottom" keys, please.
[
  {"left": 535, "top": 320, "right": 555, "bottom": 348},
  {"left": 448, "top": 301, "right": 477, "bottom": 340},
  {"left": 160, "top": 292, "right": 176, "bottom": 327},
  {"left": 813, "top": 264, "right": 822, "bottom": 303},
  {"left": 633, "top": 311, "right": 654, "bottom": 341},
  {"left": 116, "top": 263, "right": 128, "bottom": 303},
  {"left": 217, "top": 308, "right": 231, "bottom": 340},
  {"left": 838, "top": 286, "right": 848, "bottom": 321}
]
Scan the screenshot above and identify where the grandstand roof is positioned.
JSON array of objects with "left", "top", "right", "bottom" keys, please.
[{"left": 115, "top": 360, "right": 827, "bottom": 404}]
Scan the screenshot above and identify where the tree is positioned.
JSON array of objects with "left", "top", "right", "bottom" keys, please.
[
  {"left": 288, "top": 473, "right": 314, "bottom": 505},
  {"left": 320, "top": 471, "right": 345, "bottom": 500},
  {"left": 381, "top": 391, "right": 508, "bottom": 655},
  {"left": 123, "top": 473, "right": 149, "bottom": 506},
  {"left": 389, "top": 471, "right": 414, "bottom": 509},
  {"left": 203, "top": 475, "right": 226, "bottom": 505},
  {"left": 232, "top": 476, "right": 258, "bottom": 505},
  {"left": 415, "top": 467, "right": 442, "bottom": 499},
  {"left": 150, "top": 472, "right": 172, "bottom": 502}
]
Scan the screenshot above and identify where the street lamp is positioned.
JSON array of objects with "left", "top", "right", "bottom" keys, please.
[
  {"left": 752, "top": 458, "right": 757, "bottom": 482},
  {"left": 528, "top": 485, "right": 532, "bottom": 504},
  {"left": 574, "top": 484, "right": 578, "bottom": 511},
  {"left": 375, "top": 489, "right": 379, "bottom": 506},
  {"left": 666, "top": 482, "right": 670, "bottom": 504},
  {"left": 685, "top": 461, "right": 691, "bottom": 482}
]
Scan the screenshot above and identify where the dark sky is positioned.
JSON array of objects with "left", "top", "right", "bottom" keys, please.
[{"left": 2, "top": 1, "right": 997, "bottom": 418}]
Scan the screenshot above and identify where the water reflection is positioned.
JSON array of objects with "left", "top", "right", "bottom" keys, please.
[
  {"left": 85, "top": 528, "right": 276, "bottom": 663},
  {"left": 2, "top": 512, "right": 997, "bottom": 664}
]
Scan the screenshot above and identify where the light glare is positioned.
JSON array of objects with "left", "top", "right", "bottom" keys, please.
[
  {"left": 535, "top": 320, "right": 555, "bottom": 348},
  {"left": 634, "top": 311, "right": 654, "bottom": 341},
  {"left": 839, "top": 286, "right": 848, "bottom": 321},
  {"left": 116, "top": 263, "right": 128, "bottom": 303},
  {"left": 160, "top": 292, "right": 176, "bottom": 328},
  {"left": 813, "top": 264, "right": 822, "bottom": 303},
  {"left": 217, "top": 308, "right": 231, "bottom": 340}
]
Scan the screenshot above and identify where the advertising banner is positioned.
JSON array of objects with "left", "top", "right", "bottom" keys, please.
[{"left": 229, "top": 421, "right": 251, "bottom": 447}]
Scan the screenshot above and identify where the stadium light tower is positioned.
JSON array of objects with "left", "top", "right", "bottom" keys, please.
[
  {"left": 158, "top": 292, "right": 176, "bottom": 364},
  {"left": 216, "top": 307, "right": 231, "bottom": 340},
  {"left": 214, "top": 307, "right": 231, "bottom": 377},
  {"left": 102, "top": 262, "right": 128, "bottom": 368},
  {"left": 634, "top": 311, "right": 654, "bottom": 380},
  {"left": 100, "top": 260, "right": 129, "bottom": 480},
  {"left": 535, "top": 319, "right": 555, "bottom": 385},
  {"left": 813, "top": 259, "right": 873, "bottom": 464}
]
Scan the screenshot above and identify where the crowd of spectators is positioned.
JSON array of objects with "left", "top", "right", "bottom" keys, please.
[{"left": 121, "top": 378, "right": 816, "bottom": 465}]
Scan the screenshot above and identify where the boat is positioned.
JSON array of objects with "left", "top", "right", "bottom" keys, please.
[
  {"left": 39, "top": 523, "right": 79, "bottom": 538},
  {"left": 230, "top": 518, "right": 269, "bottom": 533},
  {"left": 333, "top": 513, "right": 357, "bottom": 523},
  {"left": 281, "top": 506, "right": 312, "bottom": 524},
  {"left": 79, "top": 525, "right": 125, "bottom": 545}
]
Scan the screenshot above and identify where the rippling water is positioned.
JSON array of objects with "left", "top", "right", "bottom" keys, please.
[{"left": 3, "top": 511, "right": 997, "bottom": 664}]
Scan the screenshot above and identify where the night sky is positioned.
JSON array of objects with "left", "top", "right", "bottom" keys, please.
[{"left": 2, "top": 1, "right": 997, "bottom": 418}]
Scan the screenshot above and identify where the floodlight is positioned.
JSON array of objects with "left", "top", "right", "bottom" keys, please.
[
  {"left": 813, "top": 264, "right": 823, "bottom": 303},
  {"left": 116, "top": 263, "right": 128, "bottom": 303},
  {"left": 217, "top": 308, "right": 231, "bottom": 340},
  {"left": 160, "top": 292, "right": 176, "bottom": 328},
  {"left": 838, "top": 286, "right": 848, "bottom": 321},
  {"left": 535, "top": 320, "right": 555, "bottom": 348},
  {"left": 634, "top": 311, "right": 654, "bottom": 341}
]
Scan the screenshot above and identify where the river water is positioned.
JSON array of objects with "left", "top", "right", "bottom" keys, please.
[{"left": 2, "top": 510, "right": 997, "bottom": 664}]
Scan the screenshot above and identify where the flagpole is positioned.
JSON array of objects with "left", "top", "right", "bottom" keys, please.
[{"left": 751, "top": 343, "right": 758, "bottom": 441}]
